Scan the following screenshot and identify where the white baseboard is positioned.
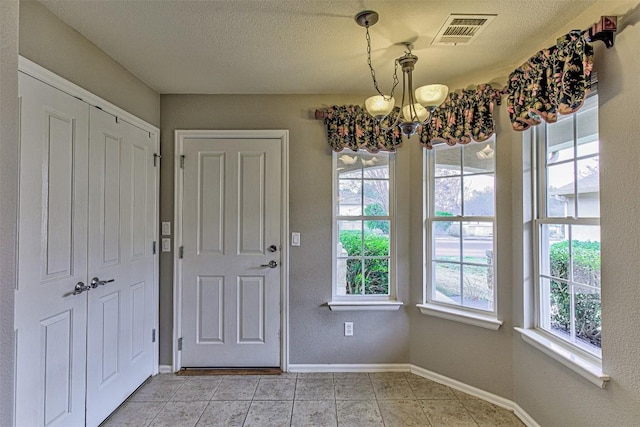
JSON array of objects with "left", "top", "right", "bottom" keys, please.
[
  {"left": 513, "top": 403, "right": 542, "bottom": 427},
  {"left": 158, "top": 365, "right": 173, "bottom": 374},
  {"left": 409, "top": 365, "right": 513, "bottom": 410},
  {"left": 288, "top": 363, "right": 539, "bottom": 427},
  {"left": 409, "top": 365, "right": 539, "bottom": 427},
  {"left": 288, "top": 363, "right": 411, "bottom": 373}
]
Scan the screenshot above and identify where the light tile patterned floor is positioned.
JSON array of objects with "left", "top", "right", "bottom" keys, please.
[{"left": 100, "top": 372, "right": 525, "bottom": 426}]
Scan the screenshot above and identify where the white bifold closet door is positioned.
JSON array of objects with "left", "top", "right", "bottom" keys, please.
[
  {"left": 85, "top": 107, "right": 156, "bottom": 426},
  {"left": 15, "top": 73, "right": 156, "bottom": 427}
]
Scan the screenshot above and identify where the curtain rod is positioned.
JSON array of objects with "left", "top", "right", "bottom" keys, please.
[{"left": 583, "top": 16, "right": 617, "bottom": 48}]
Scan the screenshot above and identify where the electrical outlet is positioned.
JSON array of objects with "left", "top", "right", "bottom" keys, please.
[{"left": 344, "top": 322, "right": 353, "bottom": 336}]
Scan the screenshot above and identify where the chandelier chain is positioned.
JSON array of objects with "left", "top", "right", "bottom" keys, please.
[{"left": 365, "top": 25, "right": 399, "bottom": 99}]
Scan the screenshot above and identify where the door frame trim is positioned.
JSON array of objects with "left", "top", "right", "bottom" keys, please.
[
  {"left": 173, "top": 129, "right": 290, "bottom": 372},
  {"left": 18, "top": 56, "right": 161, "bottom": 375}
]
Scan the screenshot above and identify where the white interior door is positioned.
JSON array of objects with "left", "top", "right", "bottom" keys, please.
[
  {"left": 85, "top": 108, "right": 156, "bottom": 426},
  {"left": 15, "top": 73, "right": 89, "bottom": 427},
  {"left": 180, "top": 135, "right": 282, "bottom": 367}
]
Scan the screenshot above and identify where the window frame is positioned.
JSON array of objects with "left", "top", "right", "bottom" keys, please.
[
  {"left": 329, "top": 149, "right": 400, "bottom": 309},
  {"left": 532, "top": 94, "right": 602, "bottom": 363},
  {"left": 420, "top": 139, "right": 500, "bottom": 327}
]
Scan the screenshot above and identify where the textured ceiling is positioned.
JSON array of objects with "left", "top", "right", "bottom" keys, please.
[{"left": 39, "top": 0, "right": 605, "bottom": 94}]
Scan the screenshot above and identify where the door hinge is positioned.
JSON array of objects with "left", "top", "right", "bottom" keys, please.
[
  {"left": 180, "top": 155, "right": 185, "bottom": 169},
  {"left": 178, "top": 337, "right": 183, "bottom": 351},
  {"left": 179, "top": 246, "right": 184, "bottom": 259},
  {"left": 152, "top": 329, "right": 156, "bottom": 343},
  {"left": 152, "top": 241, "right": 157, "bottom": 254},
  {"left": 153, "top": 153, "right": 161, "bottom": 167}
]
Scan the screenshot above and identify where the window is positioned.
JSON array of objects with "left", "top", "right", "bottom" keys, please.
[
  {"left": 424, "top": 138, "right": 497, "bottom": 315},
  {"left": 331, "top": 149, "right": 397, "bottom": 306},
  {"left": 535, "top": 94, "right": 601, "bottom": 358}
]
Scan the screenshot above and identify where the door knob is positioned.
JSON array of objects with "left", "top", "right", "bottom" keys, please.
[
  {"left": 72, "top": 282, "right": 90, "bottom": 295},
  {"left": 260, "top": 260, "right": 278, "bottom": 268},
  {"left": 91, "top": 277, "right": 115, "bottom": 288}
]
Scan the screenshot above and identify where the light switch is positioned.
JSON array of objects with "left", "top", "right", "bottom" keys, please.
[
  {"left": 291, "top": 232, "right": 301, "bottom": 246},
  {"left": 161, "top": 238, "right": 171, "bottom": 252},
  {"left": 162, "top": 222, "right": 171, "bottom": 236}
]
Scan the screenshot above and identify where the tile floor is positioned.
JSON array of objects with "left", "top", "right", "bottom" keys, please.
[{"left": 101, "top": 372, "right": 525, "bottom": 427}]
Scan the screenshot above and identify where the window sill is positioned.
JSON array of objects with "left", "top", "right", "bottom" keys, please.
[
  {"left": 328, "top": 301, "right": 404, "bottom": 312},
  {"left": 416, "top": 303, "right": 503, "bottom": 331},
  {"left": 514, "top": 327, "right": 610, "bottom": 388}
]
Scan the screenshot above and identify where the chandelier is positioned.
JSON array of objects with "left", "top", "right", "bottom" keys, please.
[{"left": 356, "top": 10, "right": 449, "bottom": 137}]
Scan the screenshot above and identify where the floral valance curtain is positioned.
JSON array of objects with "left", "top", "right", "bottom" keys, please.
[
  {"left": 507, "top": 32, "right": 593, "bottom": 131},
  {"left": 419, "top": 84, "right": 501, "bottom": 149},
  {"left": 322, "top": 105, "right": 403, "bottom": 153},
  {"left": 322, "top": 85, "right": 500, "bottom": 152}
]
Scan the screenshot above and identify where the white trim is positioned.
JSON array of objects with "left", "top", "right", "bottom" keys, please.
[
  {"left": 173, "top": 129, "right": 290, "bottom": 373},
  {"left": 18, "top": 57, "right": 161, "bottom": 376},
  {"left": 18, "top": 57, "right": 158, "bottom": 134},
  {"left": 288, "top": 364, "right": 412, "bottom": 373},
  {"left": 328, "top": 301, "right": 403, "bottom": 311},
  {"left": 158, "top": 365, "right": 174, "bottom": 374},
  {"left": 513, "top": 404, "right": 542, "bottom": 427},
  {"left": 409, "top": 365, "right": 540, "bottom": 427},
  {"left": 331, "top": 150, "right": 397, "bottom": 302},
  {"left": 417, "top": 303, "right": 503, "bottom": 330},
  {"left": 515, "top": 328, "right": 609, "bottom": 388}
]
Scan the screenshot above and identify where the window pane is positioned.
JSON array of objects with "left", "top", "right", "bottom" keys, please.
[
  {"left": 547, "top": 145, "right": 574, "bottom": 165},
  {"left": 433, "top": 261, "right": 461, "bottom": 304},
  {"left": 576, "top": 97, "right": 598, "bottom": 156},
  {"left": 434, "top": 177, "right": 461, "bottom": 216},
  {"left": 363, "top": 155, "right": 389, "bottom": 178},
  {"left": 464, "top": 142, "right": 495, "bottom": 172},
  {"left": 338, "top": 153, "right": 362, "bottom": 178},
  {"left": 462, "top": 223, "right": 493, "bottom": 264},
  {"left": 463, "top": 174, "right": 494, "bottom": 216},
  {"left": 363, "top": 180, "right": 389, "bottom": 216},
  {"left": 576, "top": 158, "right": 600, "bottom": 218},
  {"left": 540, "top": 224, "right": 569, "bottom": 279},
  {"left": 462, "top": 264, "right": 493, "bottom": 311},
  {"left": 547, "top": 113, "right": 574, "bottom": 154},
  {"left": 364, "top": 258, "right": 389, "bottom": 295},
  {"left": 434, "top": 225, "right": 459, "bottom": 261},
  {"left": 573, "top": 284, "right": 602, "bottom": 350},
  {"left": 435, "top": 148, "right": 461, "bottom": 177},
  {"left": 342, "top": 258, "right": 363, "bottom": 295},
  {"left": 540, "top": 277, "right": 571, "bottom": 337},
  {"left": 547, "top": 162, "right": 575, "bottom": 217},
  {"left": 338, "top": 221, "right": 362, "bottom": 256},
  {"left": 338, "top": 180, "right": 362, "bottom": 216},
  {"left": 364, "top": 222, "right": 389, "bottom": 256},
  {"left": 571, "top": 226, "right": 600, "bottom": 287}
]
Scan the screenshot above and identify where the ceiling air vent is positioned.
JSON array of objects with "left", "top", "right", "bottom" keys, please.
[{"left": 432, "top": 14, "right": 497, "bottom": 45}]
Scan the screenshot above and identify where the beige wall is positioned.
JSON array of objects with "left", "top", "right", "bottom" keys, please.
[
  {"left": 0, "top": 1, "right": 19, "bottom": 424},
  {"left": 19, "top": 1, "right": 160, "bottom": 127},
  {"left": 159, "top": 95, "right": 413, "bottom": 365}
]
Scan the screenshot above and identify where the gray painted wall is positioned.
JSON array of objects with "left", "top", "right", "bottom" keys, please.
[
  {"left": 18, "top": 1, "right": 160, "bottom": 127},
  {"left": 9, "top": 0, "right": 640, "bottom": 424},
  {"left": 159, "top": 95, "right": 412, "bottom": 366},
  {"left": 511, "top": 5, "right": 640, "bottom": 425},
  {"left": 0, "top": 1, "right": 19, "bottom": 424},
  {"left": 408, "top": 100, "right": 515, "bottom": 399}
]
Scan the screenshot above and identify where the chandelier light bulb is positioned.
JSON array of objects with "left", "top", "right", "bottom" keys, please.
[
  {"left": 365, "top": 95, "right": 395, "bottom": 121},
  {"left": 402, "top": 103, "right": 430, "bottom": 123},
  {"left": 415, "top": 84, "right": 449, "bottom": 108}
]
